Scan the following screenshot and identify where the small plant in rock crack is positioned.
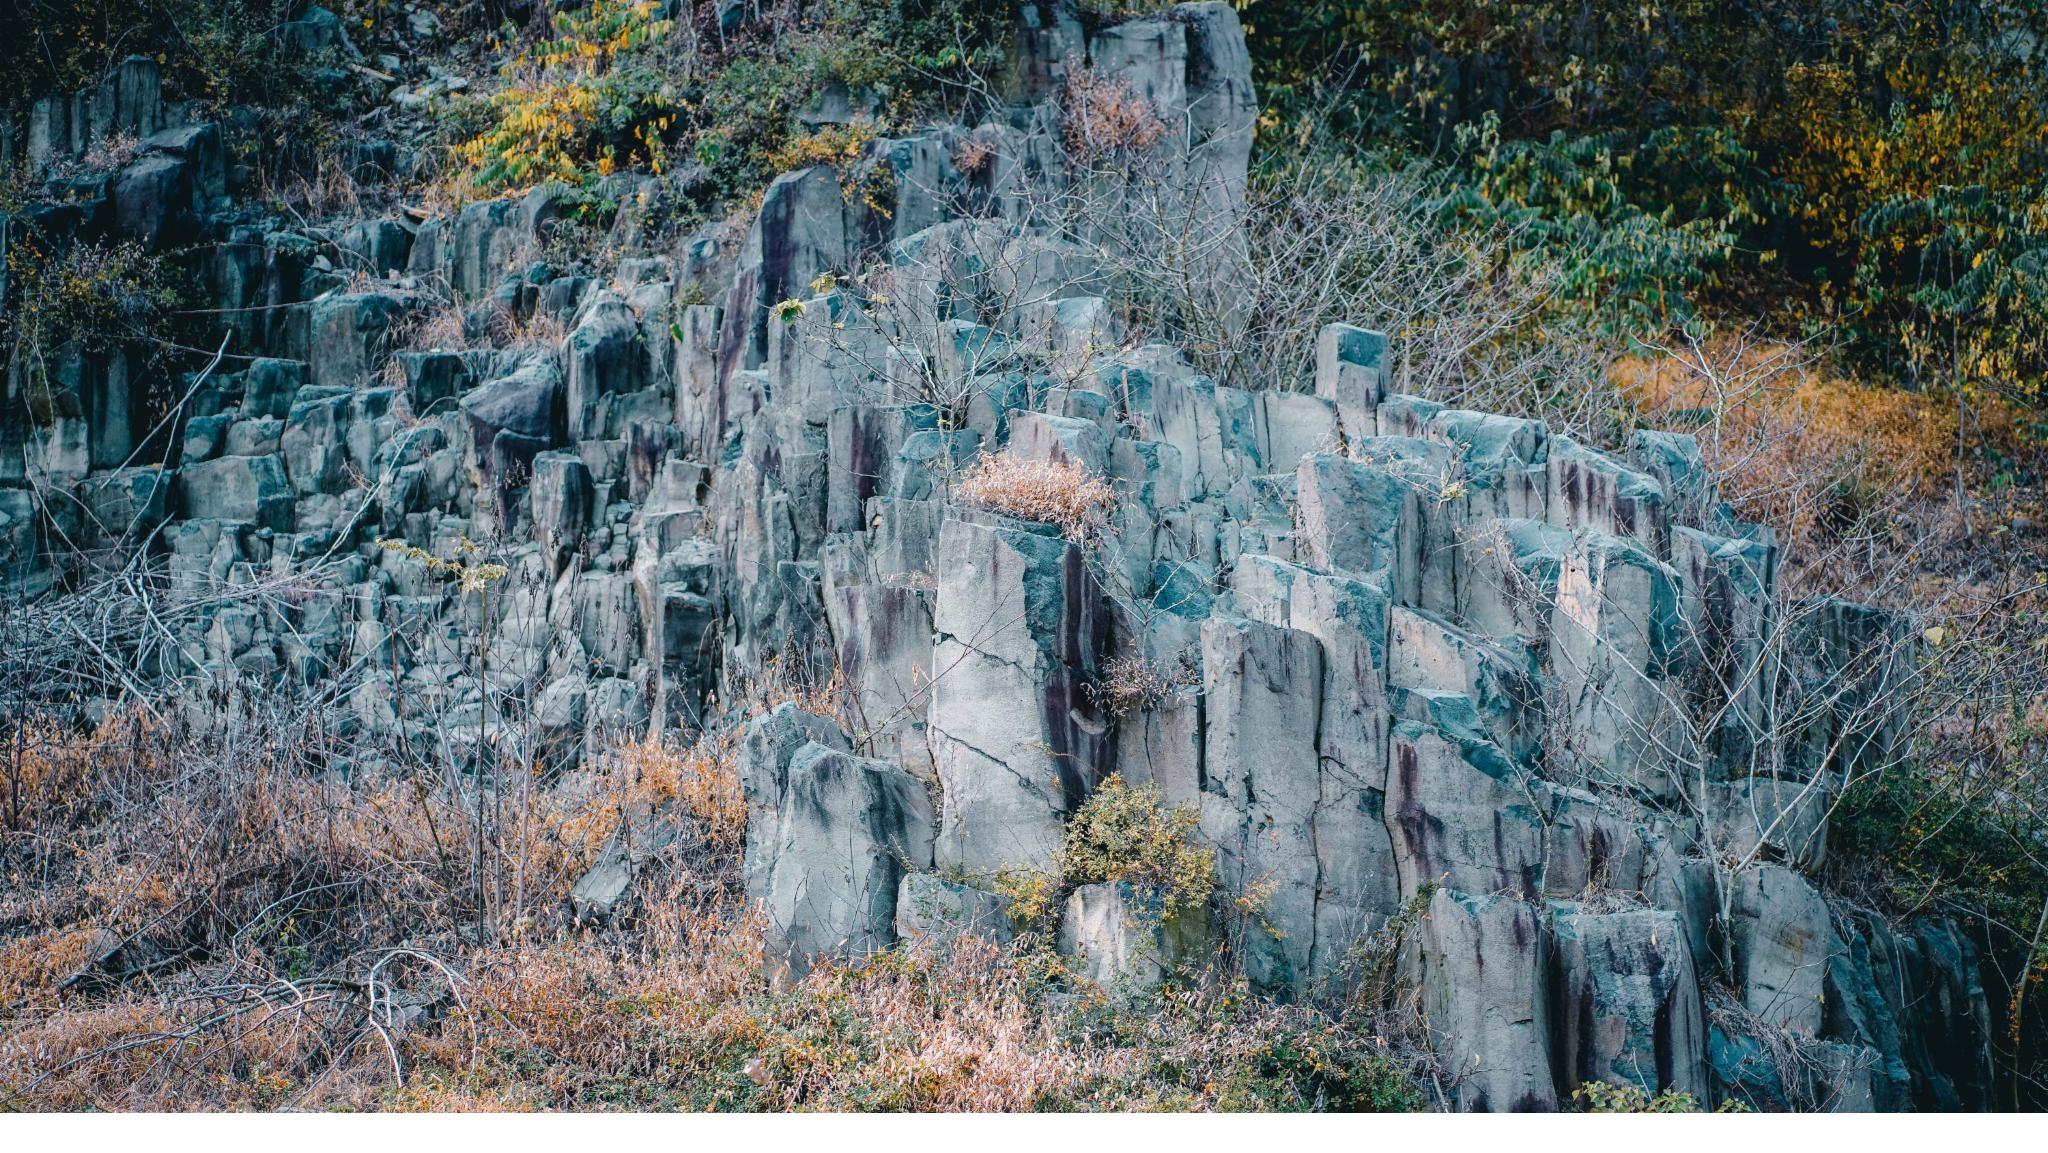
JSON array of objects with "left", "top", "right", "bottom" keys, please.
[
  {"left": 1085, "top": 651, "right": 1199, "bottom": 717},
  {"left": 1058, "top": 59, "right": 1167, "bottom": 163},
  {"left": 954, "top": 452, "right": 1117, "bottom": 543},
  {"left": 376, "top": 536, "right": 509, "bottom": 592}
]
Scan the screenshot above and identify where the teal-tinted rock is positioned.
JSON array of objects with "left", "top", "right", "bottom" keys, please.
[
  {"left": 1551, "top": 906, "right": 1706, "bottom": 1100},
  {"left": 1375, "top": 392, "right": 1444, "bottom": 438},
  {"left": 1295, "top": 451, "right": 1424, "bottom": 601},
  {"left": 1629, "top": 428, "right": 1715, "bottom": 527}
]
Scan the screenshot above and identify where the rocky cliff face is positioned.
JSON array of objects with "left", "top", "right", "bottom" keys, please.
[{"left": 0, "top": 2, "right": 1996, "bottom": 1111}]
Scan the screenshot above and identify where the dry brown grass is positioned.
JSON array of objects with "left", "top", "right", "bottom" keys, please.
[
  {"left": 0, "top": 695, "right": 1422, "bottom": 1112},
  {"left": 1615, "top": 340, "right": 1958, "bottom": 546},
  {"left": 598, "top": 730, "right": 747, "bottom": 852},
  {"left": 955, "top": 452, "right": 1117, "bottom": 542},
  {"left": 0, "top": 707, "right": 743, "bottom": 1110}
]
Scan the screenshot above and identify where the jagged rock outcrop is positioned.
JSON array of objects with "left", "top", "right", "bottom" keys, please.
[{"left": 0, "top": 2, "right": 1995, "bottom": 1112}]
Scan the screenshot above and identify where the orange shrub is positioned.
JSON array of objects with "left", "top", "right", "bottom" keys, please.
[
  {"left": 1614, "top": 342, "right": 1957, "bottom": 547},
  {"left": 1059, "top": 60, "right": 1167, "bottom": 161}
]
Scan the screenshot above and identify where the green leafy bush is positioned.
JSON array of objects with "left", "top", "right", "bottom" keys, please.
[
  {"left": 1, "top": 234, "right": 176, "bottom": 402},
  {"left": 451, "top": 0, "right": 681, "bottom": 193},
  {"left": 1210, "top": 1018, "right": 1424, "bottom": 1112},
  {"left": 1060, "top": 775, "right": 1215, "bottom": 918},
  {"left": 1248, "top": 0, "right": 2048, "bottom": 428},
  {"left": 446, "top": 0, "right": 1004, "bottom": 204}
]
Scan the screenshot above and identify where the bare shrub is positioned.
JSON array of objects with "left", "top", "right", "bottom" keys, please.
[
  {"left": 955, "top": 452, "right": 1116, "bottom": 542},
  {"left": 77, "top": 132, "right": 140, "bottom": 175},
  {"left": 389, "top": 297, "right": 568, "bottom": 357},
  {"left": 1085, "top": 651, "right": 1195, "bottom": 717},
  {"left": 950, "top": 132, "right": 997, "bottom": 177},
  {"left": 1616, "top": 329, "right": 1957, "bottom": 569},
  {"left": 1059, "top": 60, "right": 1166, "bottom": 161},
  {"left": 596, "top": 731, "right": 746, "bottom": 852},
  {"left": 1013, "top": 112, "right": 1623, "bottom": 438}
]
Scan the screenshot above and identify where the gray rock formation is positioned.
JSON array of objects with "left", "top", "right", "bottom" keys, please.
[{"left": 0, "top": 1, "right": 1995, "bottom": 1113}]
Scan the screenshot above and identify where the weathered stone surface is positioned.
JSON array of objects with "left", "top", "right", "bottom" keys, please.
[
  {"left": 1729, "top": 864, "right": 1835, "bottom": 1037},
  {"left": 530, "top": 451, "right": 592, "bottom": 571},
  {"left": 243, "top": 358, "right": 306, "bottom": 419},
  {"left": 1199, "top": 614, "right": 1322, "bottom": 991},
  {"left": 929, "top": 512, "right": 1108, "bottom": 873},
  {"left": 1057, "top": 881, "right": 1210, "bottom": 991},
  {"left": 895, "top": 873, "right": 1013, "bottom": 945},
  {"left": 303, "top": 291, "right": 412, "bottom": 391},
  {"left": 1419, "top": 890, "right": 1556, "bottom": 1112},
  {"left": 761, "top": 743, "right": 936, "bottom": 974},
  {"left": 737, "top": 705, "right": 851, "bottom": 902},
  {"left": 1227, "top": 554, "right": 1401, "bottom": 965},
  {"left": 1672, "top": 524, "right": 1778, "bottom": 778},
  {"left": 1551, "top": 532, "right": 1685, "bottom": 798},
  {"left": 79, "top": 466, "right": 169, "bottom": 544},
  {"left": 1548, "top": 439, "right": 1669, "bottom": 558},
  {"left": 177, "top": 455, "right": 294, "bottom": 530},
  {"left": 1295, "top": 452, "right": 1424, "bottom": 602},
  {"left": 1707, "top": 774, "right": 1829, "bottom": 870},
  {"left": 1550, "top": 906, "right": 1708, "bottom": 1100},
  {"left": 1386, "top": 718, "right": 1544, "bottom": 900},
  {"left": 1314, "top": 323, "right": 1388, "bottom": 440},
  {"left": 1387, "top": 603, "right": 1541, "bottom": 765}
]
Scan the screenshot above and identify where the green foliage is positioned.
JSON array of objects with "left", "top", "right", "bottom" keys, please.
[
  {"left": 1, "top": 233, "right": 176, "bottom": 404},
  {"left": 1574, "top": 1080, "right": 1747, "bottom": 1112},
  {"left": 1446, "top": 114, "right": 1771, "bottom": 332},
  {"left": 1247, "top": 0, "right": 2048, "bottom": 427},
  {"left": 1060, "top": 775, "right": 1215, "bottom": 918},
  {"left": 1831, "top": 755, "right": 2048, "bottom": 942},
  {"left": 452, "top": 0, "right": 680, "bottom": 193},
  {"left": 1209, "top": 1018, "right": 1424, "bottom": 1112},
  {"left": 448, "top": 0, "right": 1004, "bottom": 204},
  {"left": 989, "top": 865, "right": 1062, "bottom": 932}
]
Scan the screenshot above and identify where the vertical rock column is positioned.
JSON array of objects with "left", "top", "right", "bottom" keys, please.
[
  {"left": 929, "top": 511, "right": 1110, "bottom": 872},
  {"left": 1198, "top": 614, "right": 1324, "bottom": 993}
]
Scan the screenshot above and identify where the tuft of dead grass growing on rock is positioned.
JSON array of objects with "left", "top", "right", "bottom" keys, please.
[{"left": 955, "top": 452, "right": 1117, "bottom": 542}]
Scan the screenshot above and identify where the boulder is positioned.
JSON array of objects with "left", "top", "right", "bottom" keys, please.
[
  {"left": 1057, "top": 881, "right": 1211, "bottom": 991},
  {"left": 1198, "top": 614, "right": 1322, "bottom": 992},
  {"left": 1550, "top": 906, "right": 1708, "bottom": 1100},
  {"left": 1728, "top": 864, "right": 1835, "bottom": 1037},
  {"left": 1314, "top": 323, "right": 1388, "bottom": 440},
  {"left": 895, "top": 873, "right": 1014, "bottom": 945},
  {"left": 737, "top": 705, "right": 850, "bottom": 901},
  {"left": 761, "top": 743, "right": 936, "bottom": 974},
  {"left": 928, "top": 512, "right": 1109, "bottom": 873},
  {"left": 1294, "top": 452, "right": 1425, "bottom": 602}
]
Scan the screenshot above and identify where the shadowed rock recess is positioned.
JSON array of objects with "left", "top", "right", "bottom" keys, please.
[{"left": 1, "top": 3, "right": 1997, "bottom": 1112}]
